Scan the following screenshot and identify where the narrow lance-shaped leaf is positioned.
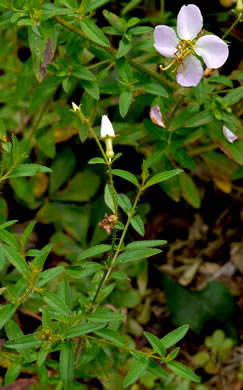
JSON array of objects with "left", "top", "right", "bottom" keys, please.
[
  {"left": 123, "top": 356, "right": 149, "bottom": 387},
  {"left": 0, "top": 304, "right": 19, "bottom": 330},
  {"left": 144, "top": 332, "right": 166, "bottom": 356},
  {"left": 80, "top": 19, "right": 110, "bottom": 47},
  {"left": 143, "top": 169, "right": 183, "bottom": 189},
  {"left": 160, "top": 325, "right": 189, "bottom": 349},
  {"left": 116, "top": 248, "right": 161, "bottom": 263},
  {"left": 166, "top": 361, "right": 200, "bottom": 382},
  {"left": 60, "top": 340, "right": 74, "bottom": 390},
  {"left": 66, "top": 322, "right": 106, "bottom": 338},
  {"left": 7, "top": 164, "right": 52, "bottom": 178},
  {"left": 126, "top": 240, "right": 167, "bottom": 249},
  {"left": 5, "top": 334, "right": 42, "bottom": 349},
  {"left": 130, "top": 215, "right": 145, "bottom": 237},
  {"left": 112, "top": 169, "right": 140, "bottom": 188},
  {"left": 78, "top": 244, "right": 111, "bottom": 261},
  {"left": 42, "top": 291, "right": 71, "bottom": 316},
  {"left": 94, "top": 328, "right": 126, "bottom": 347},
  {"left": 2, "top": 245, "right": 29, "bottom": 275}
]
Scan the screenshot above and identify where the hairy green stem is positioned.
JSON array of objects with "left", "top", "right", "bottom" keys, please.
[{"left": 90, "top": 188, "right": 143, "bottom": 310}]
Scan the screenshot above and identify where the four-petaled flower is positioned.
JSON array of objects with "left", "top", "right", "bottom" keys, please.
[{"left": 154, "top": 4, "right": 229, "bottom": 87}]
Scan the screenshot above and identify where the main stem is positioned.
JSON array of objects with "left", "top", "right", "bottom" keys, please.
[{"left": 90, "top": 188, "right": 142, "bottom": 310}]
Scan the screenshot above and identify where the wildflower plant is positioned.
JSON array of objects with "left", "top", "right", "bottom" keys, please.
[{"left": 0, "top": 0, "right": 242, "bottom": 388}]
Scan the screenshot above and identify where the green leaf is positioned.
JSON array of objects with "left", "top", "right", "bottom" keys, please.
[
  {"left": 4, "top": 362, "right": 22, "bottom": 385},
  {"left": 104, "top": 183, "right": 117, "bottom": 213},
  {"left": 80, "top": 19, "right": 110, "bottom": 47},
  {"left": 0, "top": 304, "right": 19, "bottom": 330},
  {"left": 129, "top": 26, "right": 153, "bottom": 35},
  {"left": 162, "top": 276, "right": 236, "bottom": 333},
  {"left": 21, "top": 221, "right": 36, "bottom": 249},
  {"left": 116, "top": 58, "right": 133, "bottom": 82},
  {"left": 66, "top": 322, "right": 106, "bottom": 338},
  {"left": 117, "top": 248, "right": 161, "bottom": 263},
  {"left": 166, "top": 361, "right": 200, "bottom": 382},
  {"left": 144, "top": 169, "right": 183, "bottom": 189},
  {"left": 0, "top": 229, "right": 20, "bottom": 250},
  {"left": 147, "top": 359, "right": 169, "bottom": 380},
  {"left": 60, "top": 340, "right": 74, "bottom": 390},
  {"left": 94, "top": 328, "right": 126, "bottom": 346},
  {"left": 180, "top": 172, "right": 201, "bottom": 208},
  {"left": 2, "top": 245, "right": 29, "bottom": 275},
  {"left": 88, "top": 157, "right": 106, "bottom": 164},
  {"left": 184, "top": 111, "right": 213, "bottom": 128},
  {"left": 37, "top": 343, "right": 51, "bottom": 367},
  {"left": 103, "top": 9, "right": 126, "bottom": 32},
  {"left": 32, "top": 244, "right": 52, "bottom": 270},
  {"left": 126, "top": 240, "right": 167, "bottom": 249},
  {"left": 59, "top": 0, "right": 78, "bottom": 8},
  {"left": 5, "top": 334, "right": 42, "bottom": 349},
  {"left": 119, "top": 90, "right": 133, "bottom": 118},
  {"left": 87, "top": 308, "right": 125, "bottom": 322},
  {"left": 37, "top": 266, "right": 64, "bottom": 287},
  {"left": 112, "top": 169, "right": 139, "bottom": 188},
  {"left": 223, "top": 86, "right": 243, "bottom": 106},
  {"left": 166, "top": 347, "right": 180, "bottom": 361},
  {"left": 73, "top": 66, "right": 97, "bottom": 81},
  {"left": 118, "top": 193, "right": 132, "bottom": 214},
  {"left": 83, "top": 0, "right": 110, "bottom": 13},
  {"left": 7, "top": 164, "right": 52, "bottom": 178},
  {"left": 130, "top": 215, "right": 145, "bottom": 237},
  {"left": 123, "top": 356, "right": 149, "bottom": 387},
  {"left": 117, "top": 39, "right": 132, "bottom": 59},
  {"left": 144, "top": 83, "right": 168, "bottom": 98},
  {"left": 82, "top": 80, "right": 100, "bottom": 100},
  {"left": 209, "top": 75, "right": 233, "bottom": 88},
  {"left": 78, "top": 244, "right": 111, "bottom": 261},
  {"left": 144, "top": 332, "right": 166, "bottom": 356},
  {"left": 42, "top": 291, "right": 71, "bottom": 317},
  {"left": 160, "top": 325, "right": 189, "bottom": 349}
]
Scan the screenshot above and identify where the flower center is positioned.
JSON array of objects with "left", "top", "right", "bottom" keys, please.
[{"left": 160, "top": 39, "right": 195, "bottom": 74}]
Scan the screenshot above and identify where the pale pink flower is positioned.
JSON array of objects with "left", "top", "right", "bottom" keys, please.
[
  {"left": 150, "top": 105, "right": 166, "bottom": 128},
  {"left": 154, "top": 4, "right": 229, "bottom": 87},
  {"left": 222, "top": 125, "right": 238, "bottom": 143}
]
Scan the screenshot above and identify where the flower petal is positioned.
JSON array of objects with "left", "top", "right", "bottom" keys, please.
[
  {"left": 222, "top": 126, "right": 238, "bottom": 143},
  {"left": 100, "top": 115, "right": 115, "bottom": 138},
  {"left": 176, "top": 55, "right": 204, "bottom": 87},
  {"left": 195, "top": 35, "right": 229, "bottom": 68},
  {"left": 150, "top": 105, "right": 166, "bottom": 128},
  {"left": 154, "top": 25, "right": 179, "bottom": 58},
  {"left": 177, "top": 4, "right": 203, "bottom": 40}
]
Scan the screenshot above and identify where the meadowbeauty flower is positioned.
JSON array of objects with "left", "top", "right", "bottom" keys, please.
[{"left": 154, "top": 4, "right": 229, "bottom": 87}]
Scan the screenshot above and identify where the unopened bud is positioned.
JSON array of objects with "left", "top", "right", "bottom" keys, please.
[{"left": 71, "top": 102, "right": 80, "bottom": 112}]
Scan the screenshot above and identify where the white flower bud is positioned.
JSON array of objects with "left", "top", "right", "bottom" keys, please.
[
  {"left": 72, "top": 102, "right": 80, "bottom": 112},
  {"left": 100, "top": 115, "right": 115, "bottom": 138},
  {"left": 222, "top": 125, "right": 238, "bottom": 144}
]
